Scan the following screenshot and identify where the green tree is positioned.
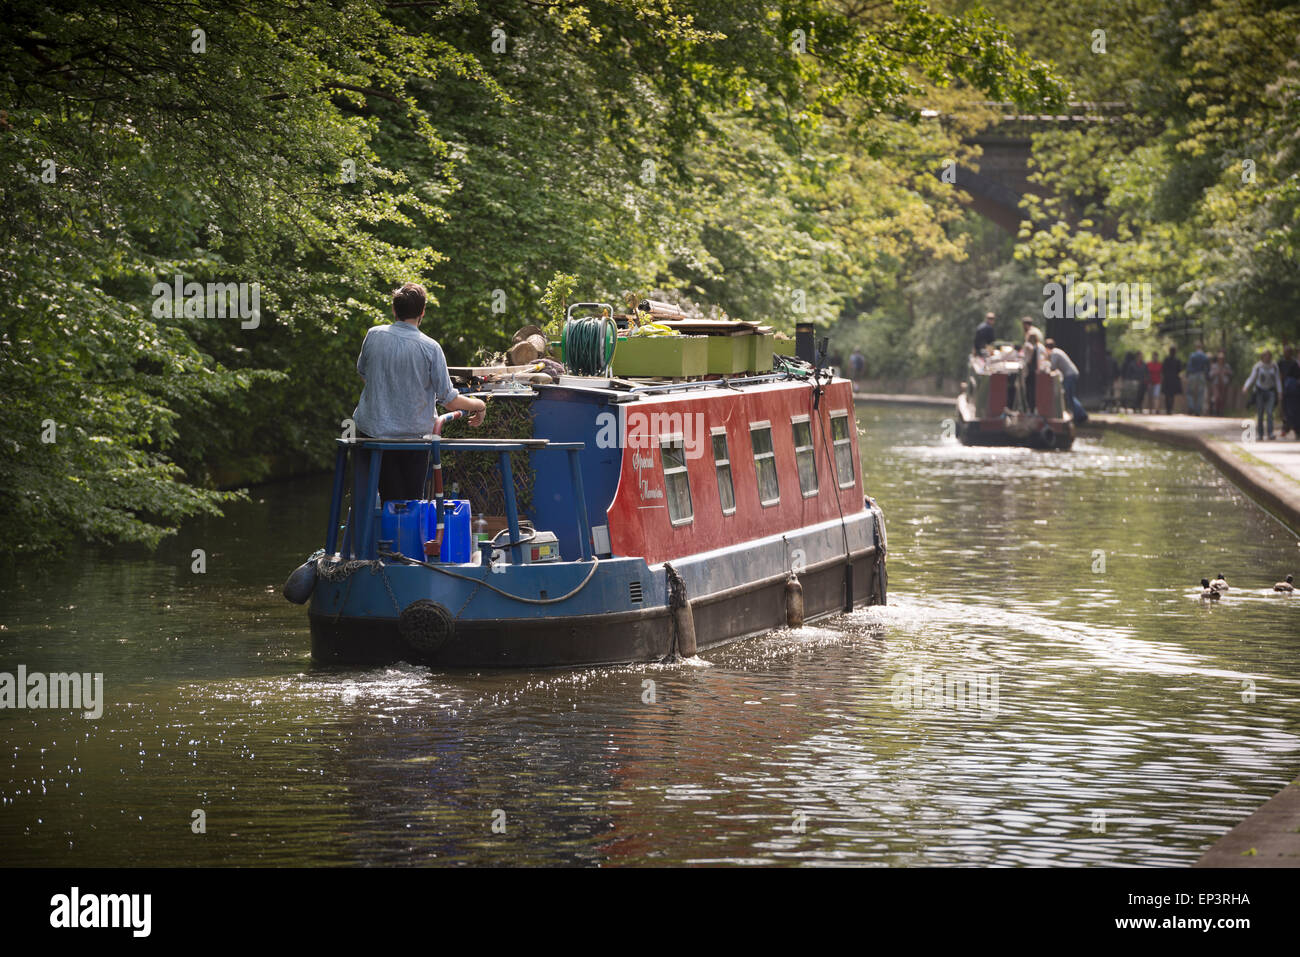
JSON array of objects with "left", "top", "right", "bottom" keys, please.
[{"left": 1, "top": 0, "right": 1064, "bottom": 557}]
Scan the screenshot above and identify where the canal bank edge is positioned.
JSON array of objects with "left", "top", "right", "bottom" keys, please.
[
  {"left": 852, "top": 391, "right": 955, "bottom": 409},
  {"left": 1195, "top": 775, "right": 1300, "bottom": 867},
  {"left": 1086, "top": 414, "right": 1300, "bottom": 537},
  {"left": 850, "top": 394, "right": 1300, "bottom": 537}
]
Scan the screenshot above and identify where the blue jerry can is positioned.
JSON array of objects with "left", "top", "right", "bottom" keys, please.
[
  {"left": 379, "top": 500, "right": 427, "bottom": 561},
  {"left": 430, "top": 500, "right": 472, "bottom": 563}
]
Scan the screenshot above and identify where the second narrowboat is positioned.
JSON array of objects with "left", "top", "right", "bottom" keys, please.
[{"left": 956, "top": 343, "right": 1075, "bottom": 449}]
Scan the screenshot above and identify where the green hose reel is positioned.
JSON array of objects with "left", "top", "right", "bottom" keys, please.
[{"left": 561, "top": 302, "right": 618, "bottom": 377}]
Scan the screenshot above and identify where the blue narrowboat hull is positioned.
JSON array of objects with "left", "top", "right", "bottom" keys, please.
[{"left": 308, "top": 511, "right": 885, "bottom": 668}]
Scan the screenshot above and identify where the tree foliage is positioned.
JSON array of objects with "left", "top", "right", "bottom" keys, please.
[
  {"left": 1000, "top": 0, "right": 1300, "bottom": 349},
  {"left": 1, "top": 0, "right": 1062, "bottom": 555}
]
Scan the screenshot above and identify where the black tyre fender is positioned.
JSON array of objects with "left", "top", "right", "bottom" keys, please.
[
  {"left": 283, "top": 559, "right": 318, "bottom": 605},
  {"left": 398, "top": 599, "right": 454, "bottom": 656}
]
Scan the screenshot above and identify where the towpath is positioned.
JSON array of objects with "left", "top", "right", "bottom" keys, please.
[{"left": 1196, "top": 775, "right": 1300, "bottom": 867}]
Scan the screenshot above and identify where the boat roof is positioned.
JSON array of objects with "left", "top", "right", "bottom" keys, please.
[{"left": 533, "top": 372, "right": 838, "bottom": 404}]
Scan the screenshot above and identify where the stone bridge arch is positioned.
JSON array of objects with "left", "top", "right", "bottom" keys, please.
[{"left": 935, "top": 103, "right": 1124, "bottom": 233}]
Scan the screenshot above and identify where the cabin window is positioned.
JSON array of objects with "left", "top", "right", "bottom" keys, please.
[
  {"left": 659, "top": 435, "right": 694, "bottom": 526},
  {"left": 711, "top": 429, "right": 736, "bottom": 515},
  {"left": 791, "top": 416, "right": 818, "bottom": 497},
  {"left": 830, "top": 413, "right": 856, "bottom": 488},
  {"left": 749, "top": 423, "right": 780, "bottom": 506}
]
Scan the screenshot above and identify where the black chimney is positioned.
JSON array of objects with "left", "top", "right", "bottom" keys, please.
[{"left": 795, "top": 322, "right": 815, "bottom": 363}]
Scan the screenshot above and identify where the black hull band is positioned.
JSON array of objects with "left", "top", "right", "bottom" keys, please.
[{"left": 310, "top": 549, "right": 884, "bottom": 669}]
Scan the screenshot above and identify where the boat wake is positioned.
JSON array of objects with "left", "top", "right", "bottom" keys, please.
[{"left": 850, "top": 592, "right": 1287, "bottom": 685}]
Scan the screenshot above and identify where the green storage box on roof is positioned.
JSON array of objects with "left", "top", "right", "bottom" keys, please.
[
  {"left": 706, "top": 334, "right": 750, "bottom": 375},
  {"left": 748, "top": 333, "right": 774, "bottom": 374},
  {"left": 612, "top": 335, "right": 708, "bottom": 378}
]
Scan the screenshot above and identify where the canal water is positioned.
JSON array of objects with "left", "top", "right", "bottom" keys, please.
[{"left": 2, "top": 404, "right": 1297, "bottom": 866}]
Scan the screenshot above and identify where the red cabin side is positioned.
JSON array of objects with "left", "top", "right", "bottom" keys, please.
[
  {"left": 605, "top": 380, "right": 864, "bottom": 565},
  {"left": 988, "top": 374, "right": 1008, "bottom": 415}
]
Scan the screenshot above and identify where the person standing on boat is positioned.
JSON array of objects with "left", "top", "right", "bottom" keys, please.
[
  {"left": 974, "top": 313, "right": 996, "bottom": 355},
  {"left": 353, "top": 282, "right": 487, "bottom": 500},
  {"left": 1184, "top": 343, "right": 1210, "bottom": 415},
  {"left": 1044, "top": 339, "right": 1089, "bottom": 424},
  {"left": 1243, "top": 349, "right": 1282, "bottom": 440},
  {"left": 1020, "top": 316, "right": 1043, "bottom": 352},
  {"left": 1020, "top": 331, "right": 1048, "bottom": 412}
]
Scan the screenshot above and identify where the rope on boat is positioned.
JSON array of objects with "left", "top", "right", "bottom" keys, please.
[
  {"left": 814, "top": 383, "right": 854, "bottom": 566},
  {"left": 316, "top": 556, "right": 379, "bottom": 582},
  {"left": 807, "top": 373, "right": 886, "bottom": 605},
  {"left": 316, "top": 555, "right": 402, "bottom": 613},
  {"left": 378, "top": 548, "right": 601, "bottom": 606}
]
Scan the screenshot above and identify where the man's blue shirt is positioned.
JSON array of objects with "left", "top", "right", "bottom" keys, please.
[{"left": 352, "top": 321, "right": 459, "bottom": 438}]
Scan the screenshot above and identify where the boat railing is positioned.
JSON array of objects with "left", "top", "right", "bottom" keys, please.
[
  {"left": 325, "top": 437, "right": 592, "bottom": 565},
  {"left": 629, "top": 371, "right": 795, "bottom": 396}
]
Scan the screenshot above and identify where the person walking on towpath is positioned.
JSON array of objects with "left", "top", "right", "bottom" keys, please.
[
  {"left": 1161, "top": 346, "right": 1183, "bottom": 415},
  {"left": 850, "top": 347, "right": 866, "bottom": 383},
  {"left": 1185, "top": 343, "right": 1209, "bottom": 416},
  {"left": 1243, "top": 349, "right": 1283, "bottom": 441},
  {"left": 1146, "top": 352, "right": 1163, "bottom": 413},
  {"left": 353, "top": 282, "right": 487, "bottom": 500},
  {"left": 1279, "top": 348, "right": 1300, "bottom": 442},
  {"left": 1278, "top": 345, "right": 1300, "bottom": 439},
  {"left": 1122, "top": 351, "right": 1147, "bottom": 412},
  {"left": 1209, "top": 351, "right": 1233, "bottom": 416}
]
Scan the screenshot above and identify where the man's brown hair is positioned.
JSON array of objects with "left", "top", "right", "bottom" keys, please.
[{"left": 392, "top": 282, "right": 427, "bottom": 321}]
